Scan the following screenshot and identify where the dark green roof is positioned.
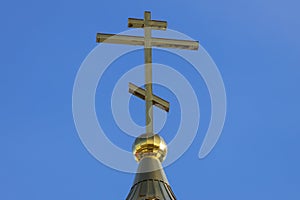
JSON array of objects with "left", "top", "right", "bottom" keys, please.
[{"left": 126, "top": 157, "right": 176, "bottom": 200}]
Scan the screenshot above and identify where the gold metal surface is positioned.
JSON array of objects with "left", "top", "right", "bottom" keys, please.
[
  {"left": 96, "top": 33, "right": 199, "bottom": 50},
  {"left": 144, "top": 11, "right": 153, "bottom": 134},
  {"left": 129, "top": 82, "right": 170, "bottom": 112},
  {"left": 128, "top": 18, "right": 167, "bottom": 30},
  {"left": 132, "top": 133, "right": 167, "bottom": 162}
]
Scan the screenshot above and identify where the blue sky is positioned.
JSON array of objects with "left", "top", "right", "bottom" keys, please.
[{"left": 1, "top": 0, "right": 300, "bottom": 199}]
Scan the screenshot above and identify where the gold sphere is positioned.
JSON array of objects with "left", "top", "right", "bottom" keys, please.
[{"left": 132, "top": 133, "right": 167, "bottom": 162}]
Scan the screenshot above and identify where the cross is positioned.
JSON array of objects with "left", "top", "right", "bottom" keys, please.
[{"left": 96, "top": 11, "right": 199, "bottom": 135}]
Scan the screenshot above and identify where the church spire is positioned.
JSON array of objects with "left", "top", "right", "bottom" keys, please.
[{"left": 96, "top": 11, "right": 199, "bottom": 200}]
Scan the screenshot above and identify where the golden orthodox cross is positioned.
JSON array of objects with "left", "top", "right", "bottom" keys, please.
[{"left": 96, "top": 11, "right": 199, "bottom": 135}]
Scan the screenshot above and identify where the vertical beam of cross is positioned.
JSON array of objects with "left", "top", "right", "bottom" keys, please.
[{"left": 144, "top": 11, "right": 153, "bottom": 135}]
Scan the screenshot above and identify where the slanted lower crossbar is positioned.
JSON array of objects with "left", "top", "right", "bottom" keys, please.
[{"left": 129, "top": 82, "right": 170, "bottom": 112}]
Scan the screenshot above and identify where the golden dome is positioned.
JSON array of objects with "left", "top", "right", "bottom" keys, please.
[{"left": 132, "top": 133, "right": 167, "bottom": 162}]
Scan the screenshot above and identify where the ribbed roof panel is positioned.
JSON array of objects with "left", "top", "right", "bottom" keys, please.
[
  {"left": 126, "top": 179, "right": 176, "bottom": 200},
  {"left": 126, "top": 157, "right": 176, "bottom": 200}
]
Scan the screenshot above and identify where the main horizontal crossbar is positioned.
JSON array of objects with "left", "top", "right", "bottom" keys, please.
[
  {"left": 129, "top": 82, "right": 170, "bottom": 112},
  {"left": 96, "top": 33, "right": 199, "bottom": 50}
]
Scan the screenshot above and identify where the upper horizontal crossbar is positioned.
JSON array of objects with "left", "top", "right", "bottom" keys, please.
[{"left": 128, "top": 18, "right": 167, "bottom": 30}]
